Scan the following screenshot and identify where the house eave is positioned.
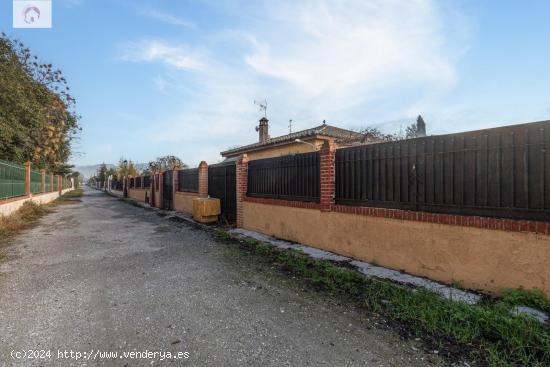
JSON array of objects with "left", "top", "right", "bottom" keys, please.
[{"left": 221, "top": 135, "right": 330, "bottom": 158}]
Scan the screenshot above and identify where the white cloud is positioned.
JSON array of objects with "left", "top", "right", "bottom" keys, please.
[
  {"left": 244, "top": 0, "right": 458, "bottom": 106},
  {"left": 116, "top": 0, "right": 470, "bottom": 160},
  {"left": 142, "top": 9, "right": 196, "bottom": 29},
  {"left": 118, "top": 39, "right": 203, "bottom": 71}
]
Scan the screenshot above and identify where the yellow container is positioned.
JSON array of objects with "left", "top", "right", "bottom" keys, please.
[{"left": 192, "top": 197, "right": 221, "bottom": 223}]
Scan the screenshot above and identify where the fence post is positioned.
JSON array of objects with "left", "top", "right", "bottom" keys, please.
[
  {"left": 158, "top": 170, "right": 164, "bottom": 209},
  {"left": 319, "top": 140, "right": 336, "bottom": 212},
  {"left": 57, "top": 175, "right": 61, "bottom": 195},
  {"left": 24, "top": 162, "right": 31, "bottom": 197},
  {"left": 123, "top": 176, "right": 127, "bottom": 197},
  {"left": 172, "top": 168, "right": 180, "bottom": 202},
  {"left": 236, "top": 154, "right": 249, "bottom": 228},
  {"left": 198, "top": 161, "right": 209, "bottom": 197},
  {"left": 149, "top": 175, "right": 154, "bottom": 207},
  {"left": 40, "top": 169, "right": 46, "bottom": 193}
]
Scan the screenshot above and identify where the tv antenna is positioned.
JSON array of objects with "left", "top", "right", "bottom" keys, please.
[
  {"left": 288, "top": 119, "right": 293, "bottom": 133},
  {"left": 254, "top": 99, "right": 268, "bottom": 117}
]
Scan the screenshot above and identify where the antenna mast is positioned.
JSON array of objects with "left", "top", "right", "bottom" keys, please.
[{"left": 254, "top": 99, "right": 268, "bottom": 118}]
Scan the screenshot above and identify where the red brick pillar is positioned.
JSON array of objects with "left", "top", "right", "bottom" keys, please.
[
  {"left": 198, "top": 161, "right": 208, "bottom": 197},
  {"left": 57, "top": 175, "right": 61, "bottom": 195},
  {"left": 24, "top": 162, "right": 31, "bottom": 197},
  {"left": 236, "top": 154, "right": 249, "bottom": 228},
  {"left": 172, "top": 168, "right": 181, "bottom": 202},
  {"left": 40, "top": 169, "right": 46, "bottom": 193},
  {"left": 158, "top": 170, "right": 164, "bottom": 209},
  {"left": 150, "top": 175, "right": 155, "bottom": 206},
  {"left": 319, "top": 140, "right": 336, "bottom": 212}
]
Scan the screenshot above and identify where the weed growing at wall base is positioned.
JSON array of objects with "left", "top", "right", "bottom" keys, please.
[
  {"left": 501, "top": 288, "right": 550, "bottom": 315},
  {"left": 0, "top": 201, "right": 48, "bottom": 241},
  {"left": 214, "top": 229, "right": 550, "bottom": 367},
  {"left": 0, "top": 189, "right": 82, "bottom": 246}
]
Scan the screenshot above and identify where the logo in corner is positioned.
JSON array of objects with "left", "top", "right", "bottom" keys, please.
[
  {"left": 23, "top": 5, "right": 41, "bottom": 24},
  {"left": 13, "top": 0, "right": 52, "bottom": 29}
]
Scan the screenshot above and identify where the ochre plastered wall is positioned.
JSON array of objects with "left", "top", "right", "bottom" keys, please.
[
  {"left": 240, "top": 139, "right": 327, "bottom": 161},
  {"left": 174, "top": 192, "right": 199, "bottom": 214},
  {"left": 242, "top": 201, "right": 550, "bottom": 297},
  {"left": 154, "top": 188, "right": 161, "bottom": 208},
  {"left": 128, "top": 188, "right": 147, "bottom": 202}
]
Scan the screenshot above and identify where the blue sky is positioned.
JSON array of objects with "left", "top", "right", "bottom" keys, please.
[{"left": 2, "top": 0, "right": 550, "bottom": 167}]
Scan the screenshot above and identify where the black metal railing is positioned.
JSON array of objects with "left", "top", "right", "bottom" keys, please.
[
  {"left": 208, "top": 161, "right": 236, "bottom": 222},
  {"left": 163, "top": 170, "right": 173, "bottom": 209},
  {"left": 335, "top": 120, "right": 550, "bottom": 221},
  {"left": 178, "top": 168, "right": 199, "bottom": 192},
  {"left": 143, "top": 175, "right": 151, "bottom": 188},
  {"left": 135, "top": 176, "right": 142, "bottom": 188},
  {"left": 111, "top": 180, "right": 122, "bottom": 191},
  {"left": 247, "top": 152, "right": 320, "bottom": 202}
]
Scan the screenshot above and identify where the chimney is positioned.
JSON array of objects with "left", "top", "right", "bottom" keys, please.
[{"left": 257, "top": 117, "right": 269, "bottom": 143}]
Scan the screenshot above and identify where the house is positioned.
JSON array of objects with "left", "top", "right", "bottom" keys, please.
[{"left": 220, "top": 117, "right": 373, "bottom": 161}]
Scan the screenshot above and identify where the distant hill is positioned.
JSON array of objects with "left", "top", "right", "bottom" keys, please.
[{"left": 74, "top": 163, "right": 148, "bottom": 180}]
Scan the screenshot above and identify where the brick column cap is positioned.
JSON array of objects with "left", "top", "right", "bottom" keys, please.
[
  {"left": 237, "top": 153, "right": 249, "bottom": 164},
  {"left": 320, "top": 139, "right": 336, "bottom": 152},
  {"left": 199, "top": 161, "right": 208, "bottom": 168}
]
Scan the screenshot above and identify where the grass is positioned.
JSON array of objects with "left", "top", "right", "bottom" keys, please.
[
  {"left": 0, "top": 201, "right": 49, "bottom": 242},
  {"left": 501, "top": 288, "right": 550, "bottom": 314},
  {"left": 0, "top": 189, "right": 83, "bottom": 246},
  {"left": 55, "top": 188, "right": 83, "bottom": 202},
  {"left": 213, "top": 229, "right": 550, "bottom": 367}
]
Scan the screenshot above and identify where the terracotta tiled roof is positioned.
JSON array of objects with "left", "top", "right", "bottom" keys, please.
[{"left": 221, "top": 124, "right": 363, "bottom": 156}]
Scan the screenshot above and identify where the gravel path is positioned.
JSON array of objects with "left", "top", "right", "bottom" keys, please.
[{"left": 0, "top": 188, "right": 444, "bottom": 366}]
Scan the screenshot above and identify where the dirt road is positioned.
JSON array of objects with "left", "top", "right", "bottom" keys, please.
[{"left": 0, "top": 188, "right": 442, "bottom": 366}]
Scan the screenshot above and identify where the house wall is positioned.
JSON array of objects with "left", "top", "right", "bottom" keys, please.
[
  {"left": 235, "top": 138, "right": 327, "bottom": 161},
  {"left": 174, "top": 192, "right": 199, "bottom": 214},
  {"left": 242, "top": 200, "right": 550, "bottom": 297}
]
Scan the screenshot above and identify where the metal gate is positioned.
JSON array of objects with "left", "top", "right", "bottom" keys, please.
[
  {"left": 208, "top": 161, "right": 236, "bottom": 222},
  {"left": 163, "top": 170, "right": 173, "bottom": 210}
]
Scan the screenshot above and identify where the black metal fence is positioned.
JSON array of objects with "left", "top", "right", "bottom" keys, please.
[
  {"left": 135, "top": 176, "right": 142, "bottom": 188},
  {"left": 163, "top": 170, "right": 173, "bottom": 209},
  {"left": 178, "top": 168, "right": 199, "bottom": 192},
  {"left": 129, "top": 177, "right": 135, "bottom": 188},
  {"left": 335, "top": 120, "right": 550, "bottom": 221},
  {"left": 247, "top": 152, "right": 320, "bottom": 202},
  {"left": 143, "top": 176, "right": 151, "bottom": 188},
  {"left": 209, "top": 161, "right": 236, "bottom": 222},
  {"left": 111, "top": 179, "right": 122, "bottom": 191}
]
